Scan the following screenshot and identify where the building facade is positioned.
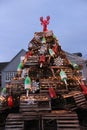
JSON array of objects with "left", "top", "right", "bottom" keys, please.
[
  {"left": 0, "top": 62, "right": 9, "bottom": 89},
  {"left": 1, "top": 49, "right": 26, "bottom": 88}
]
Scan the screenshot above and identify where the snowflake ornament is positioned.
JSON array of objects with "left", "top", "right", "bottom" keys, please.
[{"left": 54, "top": 56, "right": 63, "bottom": 66}]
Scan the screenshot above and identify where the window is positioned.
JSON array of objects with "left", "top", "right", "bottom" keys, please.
[{"left": 5, "top": 71, "right": 17, "bottom": 81}]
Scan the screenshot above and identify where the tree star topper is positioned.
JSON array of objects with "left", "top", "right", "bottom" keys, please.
[{"left": 40, "top": 16, "right": 50, "bottom": 32}]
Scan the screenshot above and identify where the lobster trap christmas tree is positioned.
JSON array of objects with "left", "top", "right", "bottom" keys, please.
[
  {"left": 4, "top": 16, "right": 87, "bottom": 130},
  {"left": 15, "top": 16, "right": 83, "bottom": 97}
]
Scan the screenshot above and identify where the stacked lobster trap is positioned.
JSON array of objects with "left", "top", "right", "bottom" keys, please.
[{"left": 1, "top": 16, "right": 87, "bottom": 130}]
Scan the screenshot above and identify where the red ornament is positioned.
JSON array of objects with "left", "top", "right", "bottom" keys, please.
[
  {"left": 52, "top": 44, "right": 58, "bottom": 55},
  {"left": 39, "top": 55, "right": 46, "bottom": 68},
  {"left": 80, "top": 81, "right": 87, "bottom": 95},
  {"left": 40, "top": 16, "right": 50, "bottom": 32},
  {"left": 40, "top": 55, "right": 45, "bottom": 63},
  {"left": 25, "top": 51, "right": 33, "bottom": 59},
  {"left": 7, "top": 96, "right": 13, "bottom": 107},
  {"left": 49, "top": 87, "right": 57, "bottom": 98}
]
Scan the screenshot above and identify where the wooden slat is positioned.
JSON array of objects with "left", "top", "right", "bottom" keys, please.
[
  {"left": 58, "top": 128, "right": 80, "bottom": 130},
  {"left": 5, "top": 114, "right": 24, "bottom": 130},
  {"left": 5, "top": 128, "right": 24, "bottom": 130},
  {"left": 42, "top": 111, "right": 80, "bottom": 130},
  {"left": 73, "top": 92, "right": 87, "bottom": 109},
  {"left": 20, "top": 94, "right": 51, "bottom": 113},
  {"left": 57, "top": 112, "right": 80, "bottom": 130}
]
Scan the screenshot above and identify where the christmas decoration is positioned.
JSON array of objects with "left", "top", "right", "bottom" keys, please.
[
  {"left": 1, "top": 87, "right": 7, "bottom": 97},
  {"left": 49, "top": 87, "right": 57, "bottom": 98},
  {"left": 39, "top": 55, "right": 46, "bottom": 68},
  {"left": 40, "top": 16, "right": 50, "bottom": 32},
  {"left": 80, "top": 81, "right": 87, "bottom": 95},
  {"left": 5, "top": 16, "right": 84, "bottom": 99},
  {"left": 31, "top": 79, "right": 40, "bottom": 93},
  {"left": 17, "top": 62, "right": 23, "bottom": 75},
  {"left": 7, "top": 96, "right": 13, "bottom": 107},
  {"left": 59, "top": 69, "right": 68, "bottom": 89},
  {"left": 41, "top": 37, "right": 46, "bottom": 44},
  {"left": 24, "top": 75, "right": 31, "bottom": 97},
  {"left": 49, "top": 48, "right": 55, "bottom": 57},
  {"left": 71, "top": 62, "right": 79, "bottom": 69},
  {"left": 54, "top": 56, "right": 63, "bottom": 66},
  {"left": 2, "top": 16, "right": 87, "bottom": 130},
  {"left": 52, "top": 43, "right": 58, "bottom": 55}
]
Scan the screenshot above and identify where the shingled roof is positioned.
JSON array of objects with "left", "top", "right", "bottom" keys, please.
[{"left": 65, "top": 52, "right": 85, "bottom": 64}]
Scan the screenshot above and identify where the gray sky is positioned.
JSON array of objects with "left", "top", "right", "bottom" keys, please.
[{"left": 0, "top": 0, "right": 87, "bottom": 61}]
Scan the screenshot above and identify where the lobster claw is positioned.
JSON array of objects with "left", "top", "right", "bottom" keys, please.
[
  {"left": 46, "top": 16, "right": 50, "bottom": 21},
  {"left": 40, "top": 16, "right": 43, "bottom": 22}
]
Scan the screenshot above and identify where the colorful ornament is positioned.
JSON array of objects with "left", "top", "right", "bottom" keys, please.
[
  {"left": 54, "top": 56, "right": 63, "bottom": 66},
  {"left": 72, "top": 62, "right": 78, "bottom": 69},
  {"left": 60, "top": 69, "right": 68, "bottom": 88},
  {"left": 7, "top": 96, "right": 13, "bottom": 107},
  {"left": 69, "top": 61, "right": 79, "bottom": 69},
  {"left": 31, "top": 80, "right": 40, "bottom": 93},
  {"left": 41, "top": 37, "right": 46, "bottom": 44},
  {"left": 25, "top": 50, "right": 33, "bottom": 59},
  {"left": 24, "top": 76, "right": 31, "bottom": 90},
  {"left": 52, "top": 44, "right": 58, "bottom": 55},
  {"left": 39, "top": 55, "right": 46, "bottom": 68},
  {"left": 49, "top": 48, "right": 55, "bottom": 57},
  {"left": 1, "top": 87, "right": 6, "bottom": 97},
  {"left": 49, "top": 87, "right": 57, "bottom": 98},
  {"left": 17, "top": 62, "right": 23, "bottom": 72},
  {"left": 24, "top": 76, "right": 31, "bottom": 97},
  {"left": 80, "top": 81, "right": 87, "bottom": 95}
]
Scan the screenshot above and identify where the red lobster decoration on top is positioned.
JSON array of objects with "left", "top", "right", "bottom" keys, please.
[{"left": 40, "top": 16, "right": 50, "bottom": 32}]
